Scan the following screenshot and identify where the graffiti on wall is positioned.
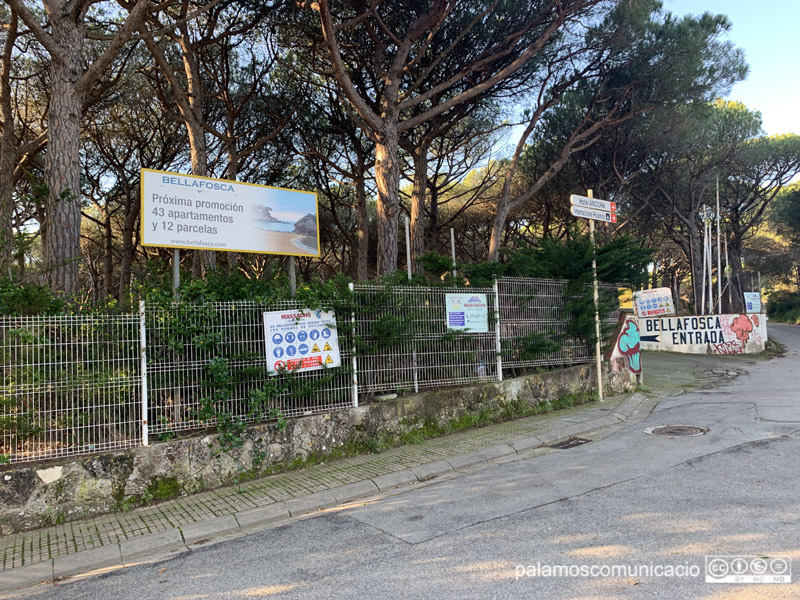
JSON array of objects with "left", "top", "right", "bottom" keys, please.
[
  {"left": 607, "top": 315, "right": 641, "bottom": 375},
  {"left": 617, "top": 319, "right": 642, "bottom": 374},
  {"left": 640, "top": 313, "right": 766, "bottom": 355}
]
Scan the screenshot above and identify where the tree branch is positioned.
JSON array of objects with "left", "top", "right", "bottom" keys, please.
[{"left": 6, "top": 0, "right": 65, "bottom": 64}]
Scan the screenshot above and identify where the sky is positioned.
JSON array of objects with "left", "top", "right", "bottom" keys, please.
[{"left": 664, "top": 0, "right": 799, "bottom": 136}]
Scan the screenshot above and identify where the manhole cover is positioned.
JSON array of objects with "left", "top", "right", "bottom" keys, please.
[
  {"left": 644, "top": 425, "right": 708, "bottom": 437},
  {"left": 549, "top": 436, "right": 592, "bottom": 449}
]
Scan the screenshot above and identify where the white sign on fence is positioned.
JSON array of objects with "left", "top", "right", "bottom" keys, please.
[
  {"left": 445, "top": 293, "right": 489, "bottom": 332},
  {"left": 744, "top": 292, "right": 762, "bottom": 313},
  {"left": 634, "top": 288, "right": 676, "bottom": 317},
  {"left": 263, "top": 309, "right": 341, "bottom": 374},
  {"left": 141, "top": 168, "right": 320, "bottom": 256}
]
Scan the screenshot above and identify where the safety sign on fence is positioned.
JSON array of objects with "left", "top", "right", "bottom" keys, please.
[{"left": 263, "top": 309, "right": 341, "bottom": 374}]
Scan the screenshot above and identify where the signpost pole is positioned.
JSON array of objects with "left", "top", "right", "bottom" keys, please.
[
  {"left": 716, "top": 177, "right": 722, "bottom": 314},
  {"left": 172, "top": 249, "right": 180, "bottom": 300},
  {"left": 405, "top": 216, "right": 419, "bottom": 391},
  {"left": 707, "top": 214, "right": 713, "bottom": 315},
  {"left": 588, "top": 190, "right": 604, "bottom": 402}
]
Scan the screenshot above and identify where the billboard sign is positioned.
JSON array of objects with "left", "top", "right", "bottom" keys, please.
[{"left": 141, "top": 169, "right": 319, "bottom": 256}]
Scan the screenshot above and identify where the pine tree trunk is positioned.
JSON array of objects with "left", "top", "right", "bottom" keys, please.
[
  {"left": 225, "top": 143, "right": 239, "bottom": 272},
  {"left": 356, "top": 173, "right": 369, "bottom": 281},
  {"left": 0, "top": 13, "right": 15, "bottom": 273},
  {"left": 118, "top": 190, "right": 139, "bottom": 302},
  {"left": 43, "top": 9, "right": 84, "bottom": 295},
  {"left": 186, "top": 120, "right": 216, "bottom": 274},
  {"left": 103, "top": 209, "right": 114, "bottom": 299},
  {"left": 409, "top": 145, "right": 429, "bottom": 274},
  {"left": 427, "top": 186, "right": 440, "bottom": 253},
  {"left": 488, "top": 201, "right": 511, "bottom": 263},
  {"left": 0, "top": 138, "right": 14, "bottom": 274},
  {"left": 374, "top": 128, "right": 400, "bottom": 276}
]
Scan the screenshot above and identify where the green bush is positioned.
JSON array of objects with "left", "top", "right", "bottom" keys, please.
[
  {"left": 766, "top": 291, "right": 800, "bottom": 323},
  {"left": 0, "top": 278, "right": 63, "bottom": 315}
]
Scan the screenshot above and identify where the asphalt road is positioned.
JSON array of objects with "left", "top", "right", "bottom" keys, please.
[{"left": 21, "top": 324, "right": 800, "bottom": 600}]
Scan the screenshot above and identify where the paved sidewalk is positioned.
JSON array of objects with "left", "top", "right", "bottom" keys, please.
[{"left": 0, "top": 391, "right": 655, "bottom": 596}]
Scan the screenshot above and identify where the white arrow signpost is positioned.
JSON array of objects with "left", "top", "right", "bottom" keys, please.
[
  {"left": 570, "top": 205, "right": 617, "bottom": 223},
  {"left": 569, "top": 191, "right": 619, "bottom": 402},
  {"left": 570, "top": 194, "right": 617, "bottom": 213}
]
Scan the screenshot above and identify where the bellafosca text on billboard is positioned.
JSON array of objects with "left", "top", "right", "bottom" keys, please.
[{"left": 140, "top": 169, "right": 319, "bottom": 256}]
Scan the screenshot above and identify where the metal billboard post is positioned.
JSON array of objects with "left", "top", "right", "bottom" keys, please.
[
  {"left": 288, "top": 256, "right": 297, "bottom": 298},
  {"left": 172, "top": 249, "right": 180, "bottom": 300}
]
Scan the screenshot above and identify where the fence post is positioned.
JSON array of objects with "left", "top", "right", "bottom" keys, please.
[
  {"left": 348, "top": 283, "right": 359, "bottom": 408},
  {"left": 139, "top": 301, "right": 149, "bottom": 446},
  {"left": 493, "top": 278, "right": 503, "bottom": 381}
]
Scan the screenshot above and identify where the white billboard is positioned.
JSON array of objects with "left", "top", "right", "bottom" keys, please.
[{"left": 140, "top": 169, "right": 319, "bottom": 256}]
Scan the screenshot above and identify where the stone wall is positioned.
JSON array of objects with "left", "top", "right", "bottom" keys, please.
[{"left": 0, "top": 359, "right": 634, "bottom": 534}]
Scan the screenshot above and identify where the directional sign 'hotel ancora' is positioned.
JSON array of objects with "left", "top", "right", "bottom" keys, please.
[
  {"left": 570, "top": 194, "right": 617, "bottom": 213},
  {"left": 570, "top": 194, "right": 618, "bottom": 223}
]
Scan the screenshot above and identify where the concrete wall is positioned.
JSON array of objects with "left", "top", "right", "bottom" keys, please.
[
  {"left": 0, "top": 359, "right": 634, "bottom": 535},
  {"left": 639, "top": 314, "right": 767, "bottom": 355}
]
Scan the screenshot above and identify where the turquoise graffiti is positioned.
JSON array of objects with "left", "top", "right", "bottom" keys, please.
[{"left": 618, "top": 319, "right": 642, "bottom": 374}]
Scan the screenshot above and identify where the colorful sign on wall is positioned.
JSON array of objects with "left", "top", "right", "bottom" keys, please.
[
  {"left": 445, "top": 293, "right": 489, "bottom": 333},
  {"left": 634, "top": 288, "right": 676, "bottom": 317},
  {"left": 639, "top": 313, "right": 766, "bottom": 355},
  {"left": 141, "top": 168, "right": 319, "bottom": 256},
  {"left": 263, "top": 309, "right": 341, "bottom": 374}
]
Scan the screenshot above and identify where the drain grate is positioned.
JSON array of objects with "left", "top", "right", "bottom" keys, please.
[
  {"left": 549, "top": 436, "right": 592, "bottom": 449},
  {"left": 644, "top": 425, "right": 708, "bottom": 437}
]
